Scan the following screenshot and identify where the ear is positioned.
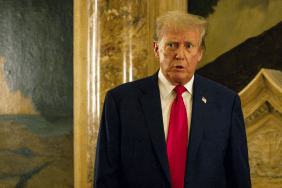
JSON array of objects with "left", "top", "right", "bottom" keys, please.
[
  {"left": 153, "top": 41, "right": 160, "bottom": 59},
  {"left": 197, "top": 48, "right": 204, "bottom": 62}
]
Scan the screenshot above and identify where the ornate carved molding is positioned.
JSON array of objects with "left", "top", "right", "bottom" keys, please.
[
  {"left": 248, "top": 128, "right": 282, "bottom": 177},
  {"left": 244, "top": 102, "right": 269, "bottom": 126},
  {"left": 239, "top": 69, "right": 282, "bottom": 182}
]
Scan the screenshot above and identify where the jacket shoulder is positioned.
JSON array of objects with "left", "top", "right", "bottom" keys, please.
[
  {"left": 106, "top": 74, "right": 157, "bottom": 101},
  {"left": 195, "top": 73, "right": 237, "bottom": 96}
]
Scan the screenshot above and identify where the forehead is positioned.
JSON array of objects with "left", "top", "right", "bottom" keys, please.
[{"left": 160, "top": 26, "right": 200, "bottom": 43}]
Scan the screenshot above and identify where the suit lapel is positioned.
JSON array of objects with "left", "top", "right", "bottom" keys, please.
[
  {"left": 139, "top": 72, "right": 211, "bottom": 184},
  {"left": 139, "top": 72, "right": 171, "bottom": 184},
  {"left": 186, "top": 74, "right": 209, "bottom": 176}
]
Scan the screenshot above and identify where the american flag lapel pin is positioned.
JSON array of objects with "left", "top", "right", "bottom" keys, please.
[{"left": 202, "top": 96, "right": 207, "bottom": 104}]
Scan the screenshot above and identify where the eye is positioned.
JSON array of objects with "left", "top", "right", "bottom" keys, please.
[
  {"left": 187, "top": 44, "right": 193, "bottom": 49},
  {"left": 166, "top": 43, "right": 177, "bottom": 50},
  {"left": 168, "top": 43, "right": 174, "bottom": 48}
]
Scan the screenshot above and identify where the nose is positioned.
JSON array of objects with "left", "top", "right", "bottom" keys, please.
[{"left": 176, "top": 45, "right": 185, "bottom": 60}]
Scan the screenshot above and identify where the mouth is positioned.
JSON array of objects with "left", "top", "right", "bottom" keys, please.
[{"left": 175, "top": 66, "right": 184, "bottom": 69}]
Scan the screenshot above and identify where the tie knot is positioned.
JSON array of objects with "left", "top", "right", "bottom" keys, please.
[{"left": 174, "top": 85, "right": 186, "bottom": 95}]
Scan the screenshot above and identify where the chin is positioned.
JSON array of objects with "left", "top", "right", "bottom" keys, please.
[
  {"left": 175, "top": 73, "right": 186, "bottom": 80},
  {"left": 176, "top": 76, "right": 192, "bottom": 84}
]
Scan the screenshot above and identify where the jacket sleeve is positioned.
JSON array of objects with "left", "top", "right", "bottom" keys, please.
[
  {"left": 224, "top": 94, "right": 252, "bottom": 188},
  {"left": 93, "top": 92, "right": 121, "bottom": 188}
]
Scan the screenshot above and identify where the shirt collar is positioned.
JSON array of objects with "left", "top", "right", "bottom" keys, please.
[{"left": 158, "top": 69, "right": 194, "bottom": 99}]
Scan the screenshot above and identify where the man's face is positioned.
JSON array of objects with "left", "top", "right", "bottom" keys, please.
[{"left": 153, "top": 27, "right": 203, "bottom": 86}]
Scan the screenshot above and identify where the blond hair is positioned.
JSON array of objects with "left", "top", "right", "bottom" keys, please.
[{"left": 153, "top": 11, "right": 209, "bottom": 49}]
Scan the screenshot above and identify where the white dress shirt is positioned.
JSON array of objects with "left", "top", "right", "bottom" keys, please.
[{"left": 158, "top": 70, "right": 193, "bottom": 142}]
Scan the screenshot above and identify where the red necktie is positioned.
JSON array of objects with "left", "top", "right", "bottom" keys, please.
[{"left": 167, "top": 85, "right": 188, "bottom": 188}]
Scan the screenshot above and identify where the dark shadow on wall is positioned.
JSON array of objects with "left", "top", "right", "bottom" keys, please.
[
  {"left": 196, "top": 21, "right": 282, "bottom": 93},
  {"left": 188, "top": 0, "right": 220, "bottom": 18}
]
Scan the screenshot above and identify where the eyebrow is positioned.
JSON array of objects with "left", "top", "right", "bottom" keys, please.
[
  {"left": 166, "top": 40, "right": 178, "bottom": 43},
  {"left": 166, "top": 40, "right": 195, "bottom": 45}
]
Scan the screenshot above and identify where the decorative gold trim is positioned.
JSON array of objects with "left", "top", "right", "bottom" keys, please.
[{"left": 74, "top": 0, "right": 88, "bottom": 187}]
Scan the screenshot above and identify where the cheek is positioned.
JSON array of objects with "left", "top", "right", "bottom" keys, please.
[
  {"left": 161, "top": 50, "right": 171, "bottom": 58},
  {"left": 158, "top": 50, "right": 166, "bottom": 60},
  {"left": 191, "top": 53, "right": 201, "bottom": 63},
  {"left": 190, "top": 58, "right": 198, "bottom": 68},
  {"left": 160, "top": 59, "right": 169, "bottom": 70},
  {"left": 160, "top": 52, "right": 173, "bottom": 64},
  {"left": 184, "top": 56, "right": 199, "bottom": 71}
]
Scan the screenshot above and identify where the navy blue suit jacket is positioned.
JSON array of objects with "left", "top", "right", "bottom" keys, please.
[{"left": 94, "top": 71, "right": 251, "bottom": 188}]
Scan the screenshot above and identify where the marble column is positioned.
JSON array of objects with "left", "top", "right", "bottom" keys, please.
[
  {"left": 74, "top": 0, "right": 187, "bottom": 187},
  {"left": 74, "top": 0, "right": 88, "bottom": 187}
]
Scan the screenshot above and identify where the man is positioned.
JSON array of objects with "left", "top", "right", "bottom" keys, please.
[{"left": 94, "top": 11, "right": 251, "bottom": 188}]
